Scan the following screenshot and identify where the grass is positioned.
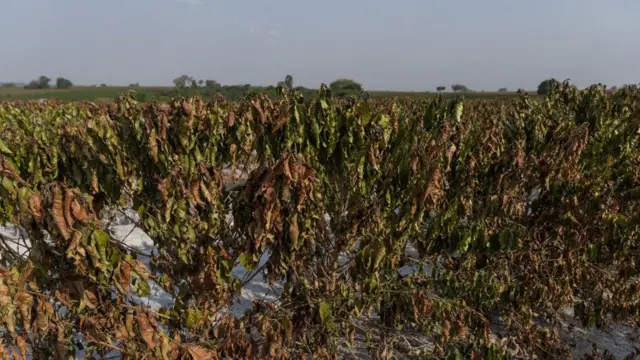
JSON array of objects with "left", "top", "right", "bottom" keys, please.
[
  {"left": 0, "top": 86, "right": 172, "bottom": 102},
  {"left": 0, "top": 86, "right": 537, "bottom": 102}
]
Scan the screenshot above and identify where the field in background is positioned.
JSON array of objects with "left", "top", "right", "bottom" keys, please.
[{"left": 0, "top": 85, "right": 537, "bottom": 102}]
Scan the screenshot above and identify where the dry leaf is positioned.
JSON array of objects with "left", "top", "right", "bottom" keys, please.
[
  {"left": 15, "top": 336, "right": 27, "bottom": 359},
  {"left": 137, "top": 312, "right": 157, "bottom": 348},
  {"left": 28, "top": 194, "right": 42, "bottom": 221},
  {"left": 91, "top": 170, "right": 99, "bottom": 194},
  {"left": 64, "top": 188, "right": 75, "bottom": 230},
  {"left": 158, "top": 178, "right": 170, "bottom": 201},
  {"left": 67, "top": 231, "right": 82, "bottom": 256},
  {"left": 186, "top": 344, "right": 214, "bottom": 360},
  {"left": 71, "top": 199, "right": 90, "bottom": 225},
  {"left": 16, "top": 292, "right": 33, "bottom": 331},
  {"left": 226, "top": 111, "right": 235, "bottom": 128},
  {"left": 119, "top": 261, "right": 131, "bottom": 293},
  {"left": 149, "top": 128, "right": 159, "bottom": 163},
  {"left": 52, "top": 186, "right": 70, "bottom": 240}
]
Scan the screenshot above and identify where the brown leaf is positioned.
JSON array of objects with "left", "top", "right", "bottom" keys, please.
[
  {"left": 454, "top": 320, "right": 466, "bottom": 339},
  {"left": 273, "top": 111, "right": 288, "bottom": 133},
  {"left": 119, "top": 261, "right": 131, "bottom": 293},
  {"left": 200, "top": 181, "right": 214, "bottom": 204},
  {"left": 66, "top": 231, "right": 82, "bottom": 257},
  {"left": 64, "top": 188, "right": 75, "bottom": 231},
  {"left": 91, "top": 170, "right": 99, "bottom": 194},
  {"left": 28, "top": 194, "right": 42, "bottom": 221},
  {"left": 16, "top": 292, "right": 33, "bottom": 331},
  {"left": 0, "top": 156, "right": 23, "bottom": 183},
  {"left": 186, "top": 344, "right": 215, "bottom": 360},
  {"left": 17, "top": 262, "right": 34, "bottom": 288},
  {"left": 226, "top": 111, "right": 235, "bottom": 128},
  {"left": 148, "top": 128, "right": 159, "bottom": 163},
  {"left": 288, "top": 214, "right": 299, "bottom": 249},
  {"left": 125, "top": 312, "right": 134, "bottom": 337},
  {"left": 348, "top": 325, "right": 355, "bottom": 345},
  {"left": 54, "top": 290, "right": 72, "bottom": 309},
  {"left": 191, "top": 181, "right": 205, "bottom": 207},
  {"left": 83, "top": 289, "right": 98, "bottom": 310},
  {"left": 251, "top": 99, "right": 266, "bottom": 123},
  {"left": 15, "top": 336, "right": 27, "bottom": 359},
  {"left": 442, "top": 319, "right": 451, "bottom": 340},
  {"left": 36, "top": 299, "right": 53, "bottom": 333},
  {"left": 137, "top": 312, "right": 156, "bottom": 348},
  {"left": 0, "top": 341, "right": 8, "bottom": 360},
  {"left": 158, "top": 178, "right": 170, "bottom": 202},
  {"left": 283, "top": 157, "right": 293, "bottom": 181},
  {"left": 131, "top": 260, "right": 150, "bottom": 281},
  {"left": 71, "top": 199, "right": 90, "bottom": 225},
  {"left": 114, "top": 325, "right": 129, "bottom": 340},
  {"left": 52, "top": 186, "right": 70, "bottom": 240}
]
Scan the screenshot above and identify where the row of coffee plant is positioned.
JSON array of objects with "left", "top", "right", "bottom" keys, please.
[{"left": 0, "top": 82, "right": 638, "bottom": 359}]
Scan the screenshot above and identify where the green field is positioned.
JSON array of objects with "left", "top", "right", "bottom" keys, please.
[
  {"left": 0, "top": 86, "right": 171, "bottom": 102},
  {"left": 0, "top": 85, "right": 536, "bottom": 102}
]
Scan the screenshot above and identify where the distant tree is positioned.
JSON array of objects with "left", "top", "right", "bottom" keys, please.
[
  {"left": 100, "top": 83, "right": 108, "bottom": 87},
  {"left": 24, "top": 81, "right": 40, "bottom": 89},
  {"left": 329, "top": 79, "right": 363, "bottom": 97},
  {"left": 451, "top": 84, "right": 469, "bottom": 92},
  {"left": 284, "top": 75, "right": 294, "bottom": 90},
  {"left": 537, "top": 79, "right": 555, "bottom": 95},
  {"left": 173, "top": 75, "right": 194, "bottom": 89},
  {"left": 436, "top": 86, "right": 446, "bottom": 92},
  {"left": 56, "top": 77, "right": 73, "bottom": 89},
  {"left": 198, "top": 80, "right": 204, "bottom": 87},
  {"left": 128, "top": 83, "right": 140, "bottom": 88},
  {"left": 38, "top": 76, "right": 51, "bottom": 89},
  {"left": 498, "top": 88, "right": 508, "bottom": 92},
  {"left": 204, "top": 80, "right": 221, "bottom": 90},
  {"left": 1, "top": 83, "right": 16, "bottom": 88},
  {"left": 24, "top": 76, "right": 51, "bottom": 89}
]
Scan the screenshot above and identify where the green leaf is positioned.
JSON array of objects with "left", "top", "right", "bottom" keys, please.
[
  {"left": 185, "top": 308, "right": 201, "bottom": 329},
  {"left": 135, "top": 280, "right": 151, "bottom": 297},
  {"left": 0, "top": 139, "right": 13, "bottom": 155},
  {"left": 91, "top": 230, "right": 110, "bottom": 262},
  {"left": 240, "top": 254, "right": 256, "bottom": 272},
  {"left": 319, "top": 301, "right": 333, "bottom": 326}
]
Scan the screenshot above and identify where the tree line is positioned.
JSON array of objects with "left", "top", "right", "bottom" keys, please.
[
  {"left": 21, "top": 76, "right": 73, "bottom": 90},
  {"left": 2, "top": 75, "right": 593, "bottom": 98},
  {"left": 168, "top": 74, "right": 364, "bottom": 100}
]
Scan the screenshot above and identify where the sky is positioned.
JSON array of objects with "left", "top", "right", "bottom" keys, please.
[{"left": 1, "top": 0, "right": 639, "bottom": 91}]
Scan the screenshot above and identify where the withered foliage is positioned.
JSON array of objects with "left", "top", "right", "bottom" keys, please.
[{"left": 0, "top": 82, "right": 639, "bottom": 359}]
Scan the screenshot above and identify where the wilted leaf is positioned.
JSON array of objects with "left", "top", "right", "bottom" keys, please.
[
  {"left": 186, "top": 344, "right": 215, "bottom": 360},
  {"left": 52, "top": 186, "right": 70, "bottom": 240},
  {"left": 137, "top": 312, "right": 157, "bottom": 348}
]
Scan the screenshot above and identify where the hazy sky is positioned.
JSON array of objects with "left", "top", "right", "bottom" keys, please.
[{"left": 1, "top": 0, "right": 639, "bottom": 91}]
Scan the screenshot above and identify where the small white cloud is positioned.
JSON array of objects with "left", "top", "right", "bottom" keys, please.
[
  {"left": 267, "top": 29, "right": 278, "bottom": 37},
  {"left": 249, "top": 27, "right": 256, "bottom": 33}
]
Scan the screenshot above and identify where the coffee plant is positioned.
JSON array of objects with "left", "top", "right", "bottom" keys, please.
[{"left": 0, "top": 81, "right": 639, "bottom": 359}]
